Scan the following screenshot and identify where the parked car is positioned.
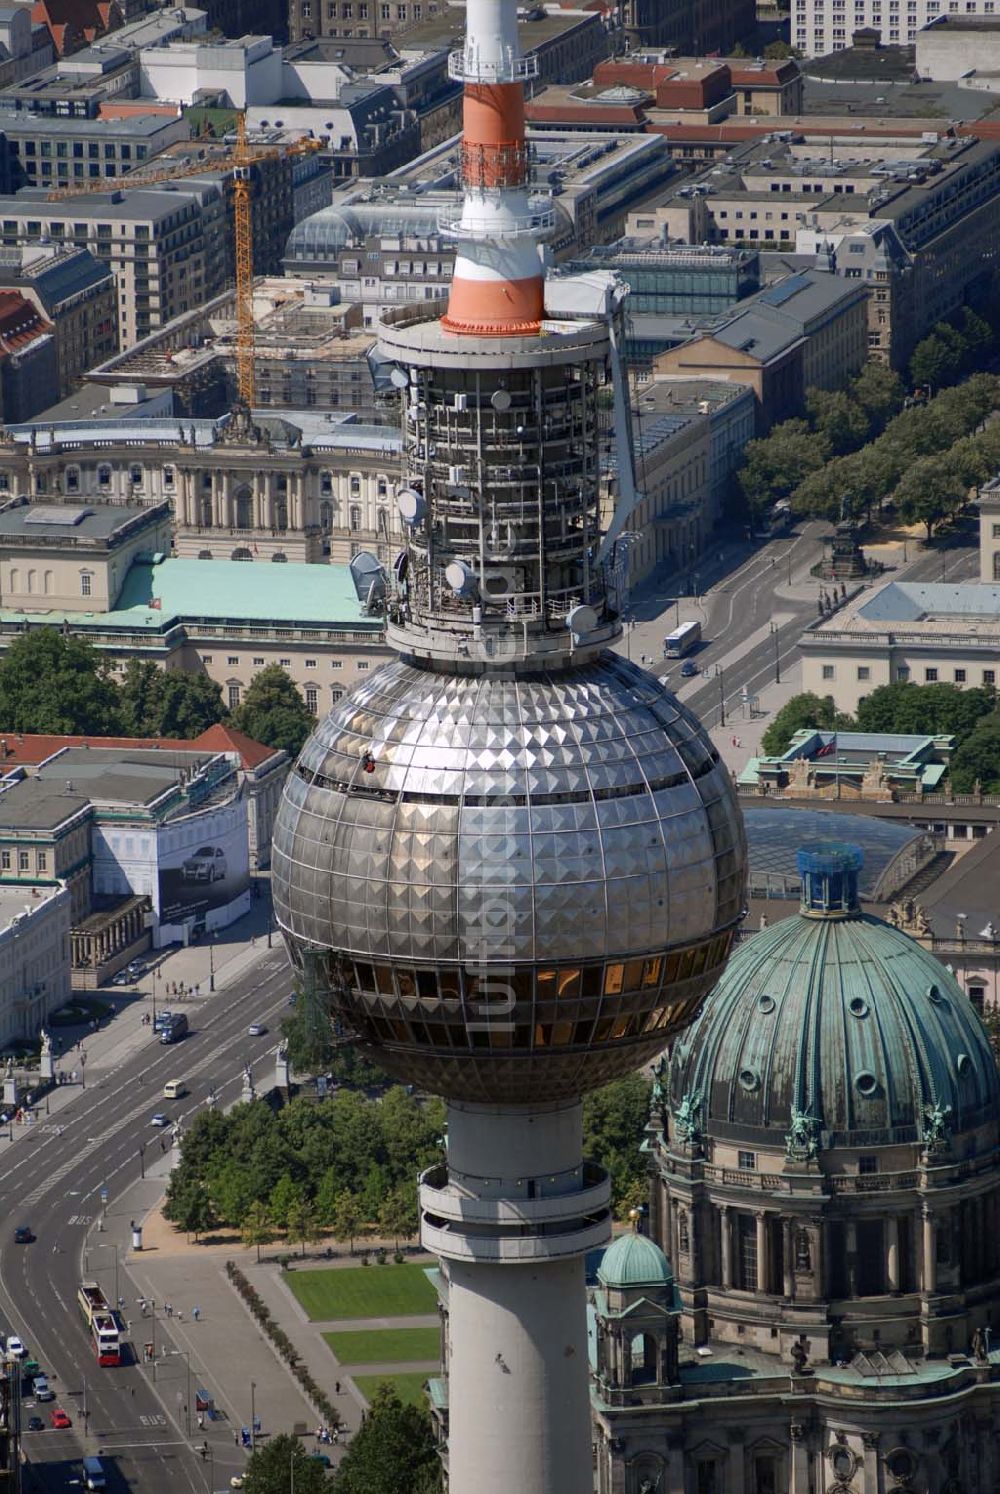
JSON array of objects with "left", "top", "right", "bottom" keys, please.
[
  {"left": 182, "top": 847, "right": 227, "bottom": 883},
  {"left": 26, "top": 1416, "right": 44, "bottom": 1432},
  {"left": 33, "top": 1376, "right": 53, "bottom": 1402},
  {"left": 50, "top": 1408, "right": 71, "bottom": 1429},
  {"left": 6, "top": 1336, "right": 25, "bottom": 1358}
]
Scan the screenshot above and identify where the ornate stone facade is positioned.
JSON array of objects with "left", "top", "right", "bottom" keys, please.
[{"left": 593, "top": 844, "right": 1000, "bottom": 1494}]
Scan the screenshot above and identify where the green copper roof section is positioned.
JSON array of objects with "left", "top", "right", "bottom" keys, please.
[
  {"left": 670, "top": 903, "right": 1000, "bottom": 1149},
  {"left": 597, "top": 1231, "right": 674, "bottom": 1289}
]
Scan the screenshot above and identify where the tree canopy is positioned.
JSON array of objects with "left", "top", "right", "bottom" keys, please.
[
  {"left": 582, "top": 1075, "right": 652, "bottom": 1216},
  {"left": 244, "top": 1434, "right": 329, "bottom": 1494},
  {"left": 332, "top": 1383, "right": 441, "bottom": 1494},
  {"left": 0, "top": 629, "right": 124, "bottom": 734},
  {"left": 760, "top": 693, "right": 844, "bottom": 757},
  {"left": 231, "top": 664, "right": 316, "bottom": 756},
  {"left": 119, "top": 659, "right": 226, "bottom": 737},
  {"left": 854, "top": 682, "right": 996, "bottom": 739},
  {"left": 950, "top": 715, "right": 1000, "bottom": 794}
]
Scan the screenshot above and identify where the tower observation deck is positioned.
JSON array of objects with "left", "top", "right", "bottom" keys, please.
[{"left": 271, "top": 0, "right": 748, "bottom": 1488}]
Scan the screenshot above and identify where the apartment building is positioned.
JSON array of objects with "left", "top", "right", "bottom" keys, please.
[
  {"left": 0, "top": 43, "right": 137, "bottom": 114},
  {"left": 0, "top": 290, "right": 57, "bottom": 421},
  {"left": 592, "top": 53, "right": 804, "bottom": 118},
  {"left": 0, "top": 243, "right": 117, "bottom": 396},
  {"left": 794, "top": 0, "right": 1000, "bottom": 54},
  {"left": 3, "top": 111, "right": 190, "bottom": 189},
  {"left": 0, "top": 181, "right": 227, "bottom": 347},
  {"left": 0, "top": 881, "right": 71, "bottom": 1044}
]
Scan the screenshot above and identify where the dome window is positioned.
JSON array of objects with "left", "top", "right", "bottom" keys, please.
[
  {"left": 848, "top": 996, "right": 869, "bottom": 1018},
  {"left": 738, "top": 1067, "right": 760, "bottom": 1092},
  {"left": 927, "top": 983, "right": 945, "bottom": 1005},
  {"left": 957, "top": 1053, "right": 971, "bottom": 1074},
  {"left": 855, "top": 1071, "right": 878, "bottom": 1097},
  {"left": 886, "top": 1448, "right": 917, "bottom": 1481},
  {"left": 757, "top": 995, "right": 775, "bottom": 1014}
]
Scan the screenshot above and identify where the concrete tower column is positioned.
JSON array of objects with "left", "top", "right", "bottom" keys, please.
[
  {"left": 782, "top": 1218, "right": 794, "bottom": 1299},
  {"left": 922, "top": 1204, "right": 936, "bottom": 1293},
  {"left": 756, "top": 1211, "right": 768, "bottom": 1293},
  {"left": 420, "top": 1100, "right": 611, "bottom": 1494},
  {"left": 720, "top": 1205, "right": 732, "bottom": 1288}
]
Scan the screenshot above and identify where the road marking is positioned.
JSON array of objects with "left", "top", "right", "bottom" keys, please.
[
  {"left": 139, "top": 1413, "right": 168, "bottom": 1427},
  {"left": 67, "top": 1216, "right": 92, "bottom": 1227}
]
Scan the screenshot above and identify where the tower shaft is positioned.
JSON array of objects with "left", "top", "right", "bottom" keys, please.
[{"left": 420, "top": 1103, "right": 609, "bottom": 1494}]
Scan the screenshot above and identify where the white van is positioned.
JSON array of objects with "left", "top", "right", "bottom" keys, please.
[{"left": 163, "top": 1080, "right": 187, "bottom": 1100}]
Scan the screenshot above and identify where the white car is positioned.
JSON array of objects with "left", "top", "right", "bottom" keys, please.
[
  {"left": 6, "top": 1337, "right": 25, "bottom": 1358},
  {"left": 150, "top": 1113, "right": 170, "bottom": 1128},
  {"left": 181, "top": 847, "right": 227, "bottom": 883},
  {"left": 248, "top": 1024, "right": 267, "bottom": 1038}
]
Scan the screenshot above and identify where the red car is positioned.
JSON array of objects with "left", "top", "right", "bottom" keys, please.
[{"left": 50, "top": 1408, "right": 71, "bottom": 1429}]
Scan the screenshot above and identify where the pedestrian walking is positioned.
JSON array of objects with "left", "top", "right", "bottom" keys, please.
[
  {"left": 234, "top": 1430, "right": 240, "bottom": 1447},
  {"left": 165, "top": 1303, "right": 173, "bottom": 1318},
  {"left": 176, "top": 1311, "right": 183, "bottom": 1323},
  {"left": 198, "top": 1414, "right": 205, "bottom": 1431},
  {"left": 334, "top": 1381, "right": 341, "bottom": 1395},
  {"left": 192, "top": 1306, "right": 201, "bottom": 1322}
]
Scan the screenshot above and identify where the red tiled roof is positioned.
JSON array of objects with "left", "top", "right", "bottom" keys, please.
[
  {"left": 0, "top": 291, "right": 51, "bottom": 355},
  {"left": 0, "top": 727, "right": 282, "bottom": 772},
  {"left": 191, "top": 723, "right": 285, "bottom": 769}
]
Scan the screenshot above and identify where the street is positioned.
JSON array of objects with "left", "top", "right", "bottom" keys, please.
[{"left": 0, "top": 947, "right": 294, "bottom": 1494}]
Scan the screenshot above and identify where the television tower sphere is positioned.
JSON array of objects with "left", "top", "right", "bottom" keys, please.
[
  {"left": 271, "top": 0, "right": 746, "bottom": 1485},
  {"left": 273, "top": 654, "right": 746, "bottom": 1104}
]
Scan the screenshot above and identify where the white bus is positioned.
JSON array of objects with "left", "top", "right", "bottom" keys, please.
[{"left": 664, "top": 620, "right": 702, "bottom": 658}]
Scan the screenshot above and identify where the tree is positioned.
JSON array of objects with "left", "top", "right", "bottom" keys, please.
[
  {"left": 241, "top": 1200, "right": 274, "bottom": 1263},
  {"left": 0, "top": 629, "right": 123, "bottom": 734},
  {"left": 759, "top": 692, "right": 844, "bottom": 757},
  {"left": 286, "top": 1197, "right": 321, "bottom": 1257},
  {"left": 209, "top": 1159, "right": 258, "bottom": 1227},
  {"left": 737, "top": 420, "right": 828, "bottom": 524},
  {"left": 947, "top": 714, "right": 1000, "bottom": 793},
  {"left": 167, "top": 1179, "right": 216, "bottom": 1240},
  {"left": 120, "top": 659, "right": 226, "bottom": 738},
  {"left": 910, "top": 329, "right": 964, "bottom": 391},
  {"left": 377, "top": 1185, "right": 418, "bottom": 1250},
  {"left": 854, "top": 682, "right": 995, "bottom": 739},
  {"left": 805, "top": 388, "right": 871, "bottom": 455},
  {"left": 851, "top": 362, "right": 904, "bottom": 432},
  {"left": 582, "top": 1075, "right": 652, "bottom": 1212},
  {"left": 328, "top": 1189, "right": 364, "bottom": 1255},
  {"left": 332, "top": 1383, "right": 441, "bottom": 1494},
  {"left": 244, "top": 1434, "right": 328, "bottom": 1494},
  {"left": 894, "top": 453, "right": 969, "bottom": 539},
  {"left": 268, "top": 1171, "right": 303, "bottom": 1230},
  {"left": 231, "top": 664, "right": 316, "bottom": 755}
]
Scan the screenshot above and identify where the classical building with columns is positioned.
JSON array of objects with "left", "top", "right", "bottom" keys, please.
[
  {"left": 592, "top": 843, "right": 1000, "bottom": 1494},
  {"left": 0, "top": 407, "right": 402, "bottom": 566}
]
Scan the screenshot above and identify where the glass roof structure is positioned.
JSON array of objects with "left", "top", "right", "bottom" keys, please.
[{"left": 743, "top": 806, "right": 930, "bottom": 902}]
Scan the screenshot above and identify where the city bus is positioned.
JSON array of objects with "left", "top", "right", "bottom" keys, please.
[{"left": 663, "top": 620, "right": 702, "bottom": 658}]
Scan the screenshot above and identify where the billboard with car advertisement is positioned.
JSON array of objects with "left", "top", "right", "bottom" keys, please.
[{"left": 157, "top": 801, "right": 250, "bottom": 927}]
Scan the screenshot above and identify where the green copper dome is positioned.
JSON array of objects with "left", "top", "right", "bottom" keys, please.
[
  {"left": 598, "top": 1230, "right": 674, "bottom": 1289},
  {"left": 669, "top": 843, "right": 1000, "bottom": 1150}
]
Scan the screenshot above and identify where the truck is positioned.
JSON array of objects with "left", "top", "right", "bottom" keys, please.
[
  {"left": 159, "top": 1012, "right": 188, "bottom": 1045},
  {"left": 77, "top": 1282, "right": 120, "bottom": 1366},
  {"left": 663, "top": 620, "right": 702, "bottom": 658}
]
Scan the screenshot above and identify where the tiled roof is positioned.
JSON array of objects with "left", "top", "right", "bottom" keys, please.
[{"left": 0, "top": 725, "right": 281, "bottom": 772}]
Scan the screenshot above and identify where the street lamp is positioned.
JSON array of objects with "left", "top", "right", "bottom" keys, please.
[
  {"left": 250, "top": 1380, "right": 257, "bottom": 1451},
  {"left": 165, "top": 1348, "right": 192, "bottom": 1435},
  {"left": 715, "top": 664, "right": 726, "bottom": 728},
  {"left": 80, "top": 1049, "right": 87, "bottom": 1090},
  {"left": 138, "top": 1142, "right": 146, "bottom": 1179},
  {"left": 208, "top": 936, "right": 216, "bottom": 995},
  {"left": 769, "top": 622, "right": 781, "bottom": 685}
]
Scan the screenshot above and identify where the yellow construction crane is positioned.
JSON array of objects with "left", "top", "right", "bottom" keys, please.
[
  {"left": 233, "top": 113, "right": 256, "bottom": 408},
  {"left": 47, "top": 118, "right": 323, "bottom": 410}
]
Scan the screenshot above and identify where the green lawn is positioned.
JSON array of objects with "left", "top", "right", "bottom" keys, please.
[
  {"left": 323, "top": 1326, "right": 440, "bottom": 1365},
  {"left": 283, "top": 1264, "right": 437, "bottom": 1321},
  {"left": 354, "top": 1372, "right": 431, "bottom": 1408}
]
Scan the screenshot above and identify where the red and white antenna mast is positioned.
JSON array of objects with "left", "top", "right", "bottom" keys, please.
[{"left": 441, "top": 0, "right": 552, "bottom": 336}]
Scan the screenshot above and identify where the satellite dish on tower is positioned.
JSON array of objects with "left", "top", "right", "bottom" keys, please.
[
  {"left": 390, "top": 367, "right": 409, "bottom": 389},
  {"left": 349, "top": 551, "right": 386, "bottom": 608},
  {"left": 397, "top": 487, "right": 426, "bottom": 526},
  {"left": 491, "top": 389, "right": 512, "bottom": 412}
]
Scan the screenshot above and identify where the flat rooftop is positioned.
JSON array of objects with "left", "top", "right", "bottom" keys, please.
[
  {"left": 812, "top": 580, "right": 1000, "bottom": 638},
  {"left": 0, "top": 503, "right": 157, "bottom": 543},
  {"left": 0, "top": 881, "right": 65, "bottom": 925},
  {"left": 35, "top": 745, "right": 218, "bottom": 808},
  {"left": 0, "top": 777, "right": 90, "bottom": 830}
]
